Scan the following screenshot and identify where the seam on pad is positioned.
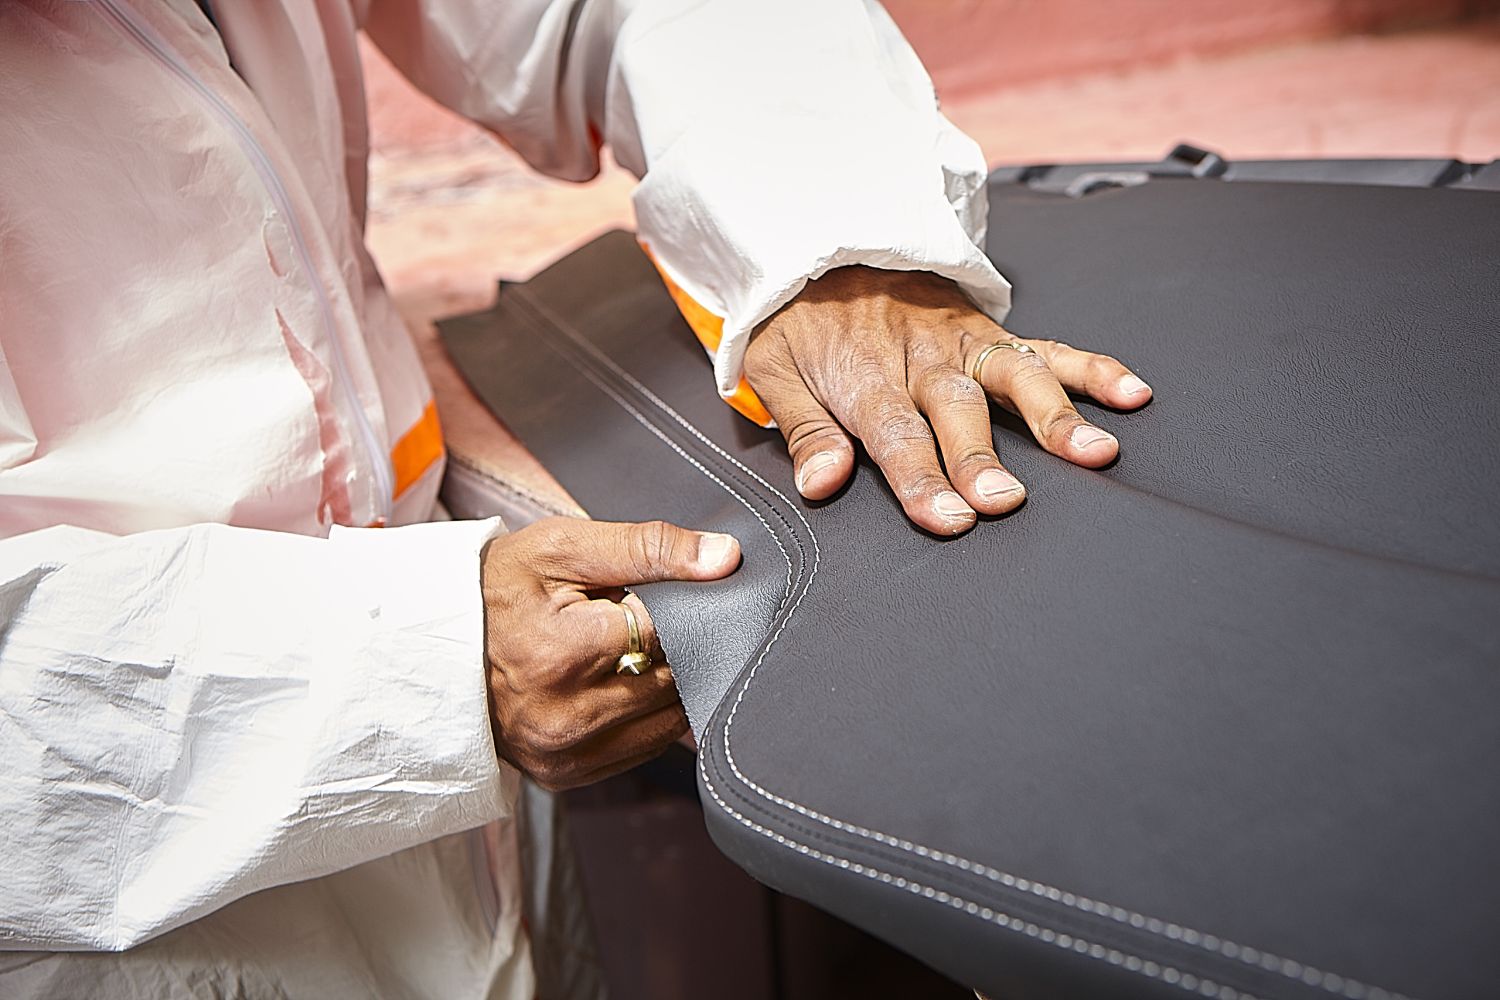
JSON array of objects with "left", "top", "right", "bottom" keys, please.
[{"left": 512, "top": 288, "right": 1417, "bottom": 1000}]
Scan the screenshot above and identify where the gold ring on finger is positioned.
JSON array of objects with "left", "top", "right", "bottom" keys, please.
[
  {"left": 615, "top": 601, "right": 653, "bottom": 676},
  {"left": 969, "top": 340, "right": 1036, "bottom": 383}
]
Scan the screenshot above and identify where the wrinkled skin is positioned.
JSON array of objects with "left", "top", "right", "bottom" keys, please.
[
  {"left": 481, "top": 516, "right": 739, "bottom": 790},
  {"left": 745, "top": 266, "right": 1152, "bottom": 535}
]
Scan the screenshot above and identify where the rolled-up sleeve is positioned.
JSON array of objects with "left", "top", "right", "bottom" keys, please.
[
  {"left": 363, "top": 0, "right": 1011, "bottom": 421},
  {"left": 0, "top": 517, "right": 512, "bottom": 951}
]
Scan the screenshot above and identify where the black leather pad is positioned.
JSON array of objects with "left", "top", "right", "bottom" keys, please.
[{"left": 440, "top": 177, "right": 1500, "bottom": 1000}]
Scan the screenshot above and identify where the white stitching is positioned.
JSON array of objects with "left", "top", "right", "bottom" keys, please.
[
  {"left": 613, "top": 364, "right": 1413, "bottom": 1000},
  {"left": 525, "top": 294, "right": 1413, "bottom": 1000},
  {"left": 701, "top": 761, "right": 1260, "bottom": 1000},
  {"left": 550, "top": 347, "right": 797, "bottom": 607}
]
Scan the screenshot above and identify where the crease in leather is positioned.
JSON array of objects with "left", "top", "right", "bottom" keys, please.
[
  {"left": 495, "top": 279, "right": 1417, "bottom": 1000},
  {"left": 985, "top": 427, "right": 1500, "bottom": 587},
  {"left": 502, "top": 290, "right": 805, "bottom": 737},
  {"left": 440, "top": 183, "right": 1500, "bottom": 1000}
]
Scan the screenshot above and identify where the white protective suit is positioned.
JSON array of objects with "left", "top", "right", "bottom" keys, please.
[{"left": 0, "top": 0, "right": 1011, "bottom": 995}]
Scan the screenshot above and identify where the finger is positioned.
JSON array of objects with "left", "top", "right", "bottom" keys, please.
[
  {"left": 909, "top": 365, "right": 1026, "bottom": 515},
  {"left": 537, "top": 703, "right": 690, "bottom": 790},
  {"left": 1024, "top": 337, "right": 1152, "bottom": 410},
  {"left": 834, "top": 388, "right": 976, "bottom": 535},
  {"left": 566, "top": 593, "right": 666, "bottom": 679},
  {"left": 585, "top": 663, "right": 682, "bottom": 726},
  {"left": 530, "top": 517, "right": 741, "bottom": 589},
  {"left": 576, "top": 701, "right": 690, "bottom": 777},
  {"left": 972, "top": 340, "right": 1120, "bottom": 468},
  {"left": 753, "top": 366, "right": 856, "bottom": 501},
  {"left": 521, "top": 659, "right": 682, "bottom": 760}
]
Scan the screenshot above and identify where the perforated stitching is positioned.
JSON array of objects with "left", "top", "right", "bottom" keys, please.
[{"left": 521, "top": 291, "right": 1413, "bottom": 1000}]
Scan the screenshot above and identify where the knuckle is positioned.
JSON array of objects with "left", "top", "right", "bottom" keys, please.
[
  {"left": 547, "top": 618, "right": 602, "bottom": 674},
  {"left": 631, "top": 520, "right": 677, "bottom": 574},
  {"left": 870, "top": 395, "right": 913, "bottom": 425},
  {"left": 526, "top": 711, "right": 581, "bottom": 755},
  {"left": 898, "top": 472, "right": 952, "bottom": 504},
  {"left": 785, "top": 420, "right": 846, "bottom": 457},
  {"left": 904, "top": 336, "right": 950, "bottom": 371},
  {"left": 952, "top": 445, "right": 999, "bottom": 473},
  {"left": 929, "top": 371, "right": 986, "bottom": 409},
  {"left": 581, "top": 612, "right": 616, "bottom": 655},
  {"left": 838, "top": 354, "right": 897, "bottom": 395},
  {"left": 1006, "top": 352, "right": 1057, "bottom": 390},
  {"left": 868, "top": 410, "right": 930, "bottom": 459},
  {"left": 1040, "top": 406, "right": 1082, "bottom": 439},
  {"left": 1014, "top": 351, "right": 1054, "bottom": 375}
]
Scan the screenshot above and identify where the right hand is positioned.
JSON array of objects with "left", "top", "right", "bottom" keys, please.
[
  {"left": 744, "top": 266, "right": 1151, "bottom": 535},
  {"left": 481, "top": 516, "right": 740, "bottom": 790}
]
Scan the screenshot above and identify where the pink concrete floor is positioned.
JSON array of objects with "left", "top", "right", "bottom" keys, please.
[{"left": 364, "top": 16, "right": 1500, "bottom": 331}]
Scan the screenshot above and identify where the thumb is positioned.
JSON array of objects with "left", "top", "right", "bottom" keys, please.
[{"left": 540, "top": 518, "right": 741, "bottom": 589}]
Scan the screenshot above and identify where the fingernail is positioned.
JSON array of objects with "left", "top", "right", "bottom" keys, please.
[
  {"left": 795, "top": 452, "right": 837, "bottom": 494},
  {"left": 933, "top": 491, "right": 974, "bottom": 519},
  {"left": 975, "top": 469, "right": 1025, "bottom": 500},
  {"left": 1119, "top": 375, "right": 1151, "bottom": 396},
  {"left": 1070, "top": 425, "right": 1117, "bottom": 451},
  {"left": 698, "top": 532, "right": 736, "bottom": 570}
]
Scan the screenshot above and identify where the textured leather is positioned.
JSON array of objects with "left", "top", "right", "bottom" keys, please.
[{"left": 441, "top": 177, "right": 1500, "bottom": 1000}]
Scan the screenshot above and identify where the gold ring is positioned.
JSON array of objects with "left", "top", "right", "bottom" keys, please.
[
  {"left": 615, "top": 602, "right": 652, "bottom": 676},
  {"left": 969, "top": 340, "right": 1036, "bottom": 383}
]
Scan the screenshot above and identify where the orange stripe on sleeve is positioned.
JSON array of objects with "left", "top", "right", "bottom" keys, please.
[
  {"left": 640, "top": 242, "right": 774, "bottom": 428},
  {"left": 390, "top": 399, "right": 445, "bottom": 500}
]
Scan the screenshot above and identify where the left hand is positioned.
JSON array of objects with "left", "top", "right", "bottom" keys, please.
[{"left": 743, "top": 266, "right": 1152, "bottom": 535}]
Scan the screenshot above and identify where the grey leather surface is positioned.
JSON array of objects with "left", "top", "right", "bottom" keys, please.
[{"left": 440, "top": 177, "right": 1500, "bottom": 999}]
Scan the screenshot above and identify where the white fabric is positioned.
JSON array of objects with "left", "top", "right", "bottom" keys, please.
[
  {"left": 0, "top": 0, "right": 1010, "bottom": 994},
  {"left": 0, "top": 826, "right": 535, "bottom": 999},
  {"left": 367, "top": 0, "right": 1012, "bottom": 399},
  {"left": 627, "top": 0, "right": 1012, "bottom": 396},
  {"left": 0, "top": 518, "right": 509, "bottom": 950}
]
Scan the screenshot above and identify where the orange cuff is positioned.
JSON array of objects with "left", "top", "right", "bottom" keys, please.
[{"left": 640, "top": 242, "right": 773, "bottom": 428}]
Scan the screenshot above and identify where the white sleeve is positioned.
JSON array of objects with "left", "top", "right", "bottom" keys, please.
[
  {"left": 363, "top": 0, "right": 1011, "bottom": 412},
  {"left": 0, "top": 517, "right": 512, "bottom": 951}
]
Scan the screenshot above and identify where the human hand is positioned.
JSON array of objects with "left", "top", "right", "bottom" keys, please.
[
  {"left": 481, "top": 517, "right": 740, "bottom": 789},
  {"left": 743, "top": 266, "right": 1152, "bottom": 535}
]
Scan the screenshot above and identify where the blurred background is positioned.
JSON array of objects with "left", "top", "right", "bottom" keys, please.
[
  {"left": 371, "top": 5, "right": 1500, "bottom": 996},
  {"left": 363, "top": 0, "right": 1500, "bottom": 331}
]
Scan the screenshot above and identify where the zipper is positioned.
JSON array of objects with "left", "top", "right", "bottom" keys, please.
[{"left": 96, "top": 0, "right": 397, "bottom": 521}]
